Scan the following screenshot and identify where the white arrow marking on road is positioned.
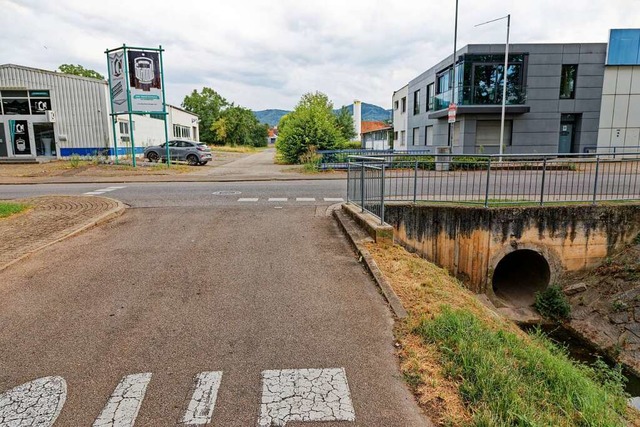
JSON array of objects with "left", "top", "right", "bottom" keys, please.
[
  {"left": 179, "top": 371, "right": 223, "bottom": 426},
  {"left": 84, "top": 191, "right": 106, "bottom": 195},
  {"left": 0, "top": 376, "right": 67, "bottom": 427},
  {"left": 93, "top": 373, "right": 152, "bottom": 427},
  {"left": 257, "top": 368, "right": 355, "bottom": 427}
]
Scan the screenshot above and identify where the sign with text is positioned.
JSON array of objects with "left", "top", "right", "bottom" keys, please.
[
  {"left": 447, "top": 103, "right": 457, "bottom": 124},
  {"left": 108, "top": 51, "right": 128, "bottom": 114},
  {"left": 127, "top": 50, "right": 163, "bottom": 112},
  {"left": 10, "top": 120, "right": 31, "bottom": 155}
]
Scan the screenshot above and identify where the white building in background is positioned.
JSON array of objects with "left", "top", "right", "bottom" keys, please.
[
  {"left": 392, "top": 85, "right": 408, "bottom": 151},
  {"left": 0, "top": 64, "right": 198, "bottom": 159}
]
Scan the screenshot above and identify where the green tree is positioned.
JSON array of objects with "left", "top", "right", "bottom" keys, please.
[
  {"left": 276, "top": 92, "right": 345, "bottom": 164},
  {"left": 212, "top": 105, "right": 267, "bottom": 147},
  {"left": 182, "top": 87, "right": 228, "bottom": 144},
  {"left": 335, "top": 106, "right": 356, "bottom": 141},
  {"left": 58, "top": 64, "right": 104, "bottom": 80}
]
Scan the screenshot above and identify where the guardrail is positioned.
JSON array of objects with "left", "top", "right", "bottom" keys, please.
[{"left": 347, "top": 152, "right": 640, "bottom": 224}]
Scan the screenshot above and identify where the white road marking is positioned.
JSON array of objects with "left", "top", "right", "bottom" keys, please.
[
  {"left": 104, "top": 186, "right": 127, "bottom": 190},
  {"left": 84, "top": 191, "right": 106, "bottom": 195},
  {"left": 238, "top": 198, "right": 259, "bottom": 202},
  {"left": 96, "top": 188, "right": 116, "bottom": 192},
  {"left": 257, "top": 368, "right": 355, "bottom": 427},
  {"left": 179, "top": 371, "right": 223, "bottom": 426},
  {"left": 295, "top": 198, "right": 316, "bottom": 202},
  {"left": 93, "top": 373, "right": 152, "bottom": 427},
  {"left": 268, "top": 198, "right": 288, "bottom": 202},
  {"left": 0, "top": 376, "right": 67, "bottom": 427},
  {"left": 323, "top": 198, "right": 344, "bottom": 202}
]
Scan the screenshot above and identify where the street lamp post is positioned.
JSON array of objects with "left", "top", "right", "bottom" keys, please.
[
  {"left": 476, "top": 14, "right": 510, "bottom": 159},
  {"left": 449, "top": 0, "right": 459, "bottom": 150}
]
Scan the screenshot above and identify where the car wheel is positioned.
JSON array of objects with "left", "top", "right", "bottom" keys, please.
[
  {"left": 199, "top": 161, "right": 208, "bottom": 166},
  {"left": 147, "top": 152, "right": 159, "bottom": 162},
  {"left": 187, "top": 154, "right": 199, "bottom": 166}
]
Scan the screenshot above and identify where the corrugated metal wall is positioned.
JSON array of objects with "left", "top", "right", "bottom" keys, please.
[{"left": 0, "top": 65, "right": 112, "bottom": 152}]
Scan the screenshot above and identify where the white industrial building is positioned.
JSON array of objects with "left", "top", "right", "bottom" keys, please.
[{"left": 0, "top": 64, "right": 198, "bottom": 159}]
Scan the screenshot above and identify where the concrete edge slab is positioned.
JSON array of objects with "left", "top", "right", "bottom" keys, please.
[
  {"left": 0, "top": 197, "right": 127, "bottom": 273},
  {"left": 333, "top": 207, "right": 408, "bottom": 319}
]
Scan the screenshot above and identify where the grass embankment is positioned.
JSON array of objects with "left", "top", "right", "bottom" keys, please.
[
  {"left": 0, "top": 202, "right": 28, "bottom": 219},
  {"left": 365, "top": 242, "right": 638, "bottom": 427}
]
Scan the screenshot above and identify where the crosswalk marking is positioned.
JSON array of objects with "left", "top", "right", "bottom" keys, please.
[
  {"left": 238, "top": 198, "right": 259, "bottom": 202},
  {"left": 179, "top": 371, "right": 223, "bottom": 426},
  {"left": 295, "top": 197, "right": 316, "bottom": 202},
  {"left": 268, "top": 198, "right": 288, "bottom": 202},
  {"left": 258, "top": 368, "right": 355, "bottom": 426},
  {"left": 324, "top": 198, "right": 344, "bottom": 202},
  {"left": 93, "top": 373, "right": 152, "bottom": 427},
  {"left": 0, "top": 376, "right": 67, "bottom": 427}
]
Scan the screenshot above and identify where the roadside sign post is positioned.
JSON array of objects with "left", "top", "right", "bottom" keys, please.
[
  {"left": 447, "top": 103, "right": 457, "bottom": 124},
  {"left": 105, "top": 44, "right": 168, "bottom": 168}
]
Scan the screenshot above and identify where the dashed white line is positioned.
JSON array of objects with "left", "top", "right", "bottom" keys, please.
[
  {"left": 268, "top": 198, "right": 288, "bottom": 202},
  {"left": 179, "top": 371, "right": 223, "bottom": 426},
  {"left": 257, "top": 367, "right": 355, "bottom": 427},
  {"left": 0, "top": 376, "right": 67, "bottom": 427},
  {"left": 323, "top": 198, "right": 344, "bottom": 202},
  {"left": 93, "top": 373, "right": 152, "bottom": 427},
  {"left": 296, "top": 197, "right": 316, "bottom": 202},
  {"left": 238, "top": 198, "right": 259, "bottom": 202}
]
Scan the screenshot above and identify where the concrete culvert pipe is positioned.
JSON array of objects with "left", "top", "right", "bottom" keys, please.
[{"left": 492, "top": 249, "right": 551, "bottom": 306}]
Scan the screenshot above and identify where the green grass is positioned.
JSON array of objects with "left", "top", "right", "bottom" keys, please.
[
  {"left": 414, "top": 306, "right": 629, "bottom": 427},
  {"left": 0, "top": 202, "right": 28, "bottom": 218}
]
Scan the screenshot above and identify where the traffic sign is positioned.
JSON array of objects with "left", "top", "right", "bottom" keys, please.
[{"left": 448, "top": 103, "right": 457, "bottom": 123}]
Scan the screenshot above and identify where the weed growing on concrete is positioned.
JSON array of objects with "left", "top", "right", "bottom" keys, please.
[
  {"left": 534, "top": 285, "right": 571, "bottom": 320},
  {"left": 415, "top": 306, "right": 629, "bottom": 426},
  {"left": 612, "top": 299, "right": 629, "bottom": 313}
]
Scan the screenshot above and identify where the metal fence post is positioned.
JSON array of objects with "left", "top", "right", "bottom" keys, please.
[
  {"left": 484, "top": 157, "right": 492, "bottom": 208},
  {"left": 346, "top": 161, "right": 351, "bottom": 203},
  {"left": 380, "top": 163, "right": 385, "bottom": 225},
  {"left": 413, "top": 160, "right": 418, "bottom": 204},
  {"left": 592, "top": 155, "right": 600, "bottom": 205},
  {"left": 540, "top": 158, "right": 547, "bottom": 206},
  {"left": 361, "top": 163, "right": 365, "bottom": 213}
]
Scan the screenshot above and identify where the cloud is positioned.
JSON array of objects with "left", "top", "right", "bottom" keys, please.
[{"left": 0, "top": 0, "right": 638, "bottom": 110}]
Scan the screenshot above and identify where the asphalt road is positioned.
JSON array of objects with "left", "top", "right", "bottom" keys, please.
[{"left": 0, "top": 181, "right": 430, "bottom": 426}]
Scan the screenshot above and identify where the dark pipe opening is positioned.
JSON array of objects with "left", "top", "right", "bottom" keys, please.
[{"left": 492, "top": 249, "right": 551, "bottom": 306}]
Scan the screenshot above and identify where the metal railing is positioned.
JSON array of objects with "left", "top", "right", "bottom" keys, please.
[
  {"left": 347, "top": 152, "right": 640, "bottom": 224},
  {"left": 318, "top": 149, "right": 434, "bottom": 170}
]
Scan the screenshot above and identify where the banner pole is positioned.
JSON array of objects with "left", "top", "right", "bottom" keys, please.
[
  {"left": 159, "top": 45, "right": 170, "bottom": 167},
  {"left": 105, "top": 49, "right": 120, "bottom": 164}
]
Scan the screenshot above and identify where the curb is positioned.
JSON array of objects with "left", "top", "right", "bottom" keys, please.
[
  {"left": 333, "top": 206, "right": 408, "bottom": 319},
  {"left": 0, "top": 197, "right": 127, "bottom": 273},
  {"left": 0, "top": 176, "right": 347, "bottom": 186}
]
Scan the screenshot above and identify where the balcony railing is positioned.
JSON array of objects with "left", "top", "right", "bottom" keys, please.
[{"left": 432, "top": 84, "right": 527, "bottom": 111}]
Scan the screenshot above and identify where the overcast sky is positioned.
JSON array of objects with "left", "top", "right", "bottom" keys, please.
[{"left": 1, "top": 0, "right": 638, "bottom": 111}]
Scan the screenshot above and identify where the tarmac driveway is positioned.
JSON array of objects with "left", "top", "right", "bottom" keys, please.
[{"left": 0, "top": 204, "right": 428, "bottom": 426}]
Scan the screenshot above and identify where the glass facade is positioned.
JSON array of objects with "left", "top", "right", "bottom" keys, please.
[
  {"left": 559, "top": 65, "right": 577, "bottom": 99},
  {"left": 432, "top": 53, "right": 528, "bottom": 110}
]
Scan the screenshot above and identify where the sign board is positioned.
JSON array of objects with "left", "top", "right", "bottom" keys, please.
[
  {"left": 9, "top": 120, "right": 31, "bottom": 155},
  {"left": 447, "top": 103, "right": 457, "bottom": 124},
  {"left": 108, "top": 51, "right": 128, "bottom": 113},
  {"left": 127, "top": 50, "right": 163, "bottom": 112}
]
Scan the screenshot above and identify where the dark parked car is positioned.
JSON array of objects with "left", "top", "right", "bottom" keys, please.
[{"left": 144, "top": 140, "right": 212, "bottom": 165}]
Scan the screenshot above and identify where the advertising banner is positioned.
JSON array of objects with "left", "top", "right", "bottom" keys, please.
[
  {"left": 108, "top": 51, "right": 128, "bottom": 114},
  {"left": 127, "top": 50, "right": 163, "bottom": 112},
  {"left": 9, "top": 120, "right": 31, "bottom": 155}
]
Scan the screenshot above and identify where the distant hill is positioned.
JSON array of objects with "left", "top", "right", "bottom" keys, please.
[{"left": 253, "top": 102, "right": 391, "bottom": 127}]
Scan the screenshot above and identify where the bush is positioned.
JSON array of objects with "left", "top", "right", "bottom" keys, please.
[
  {"left": 450, "top": 156, "right": 489, "bottom": 171},
  {"left": 69, "top": 154, "right": 81, "bottom": 168},
  {"left": 341, "top": 140, "right": 362, "bottom": 150},
  {"left": 534, "top": 285, "right": 571, "bottom": 320}
]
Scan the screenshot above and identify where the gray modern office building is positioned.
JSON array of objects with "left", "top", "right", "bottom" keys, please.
[{"left": 405, "top": 42, "right": 608, "bottom": 154}]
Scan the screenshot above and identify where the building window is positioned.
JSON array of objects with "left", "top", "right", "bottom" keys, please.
[
  {"left": 560, "top": 64, "right": 577, "bottom": 99},
  {"left": 413, "top": 90, "right": 421, "bottom": 115},
  {"left": 400, "top": 130, "right": 405, "bottom": 145},
  {"left": 425, "top": 126, "right": 433, "bottom": 145},
  {"left": 412, "top": 127, "right": 420, "bottom": 145},
  {"left": 173, "top": 124, "right": 191, "bottom": 139},
  {"left": 394, "top": 131, "right": 398, "bottom": 140},
  {"left": 476, "top": 120, "right": 513, "bottom": 147},
  {"left": 426, "top": 83, "right": 434, "bottom": 111},
  {"left": 401, "top": 97, "right": 406, "bottom": 113},
  {"left": 119, "top": 121, "right": 129, "bottom": 135},
  {"left": 394, "top": 100, "right": 399, "bottom": 110}
]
